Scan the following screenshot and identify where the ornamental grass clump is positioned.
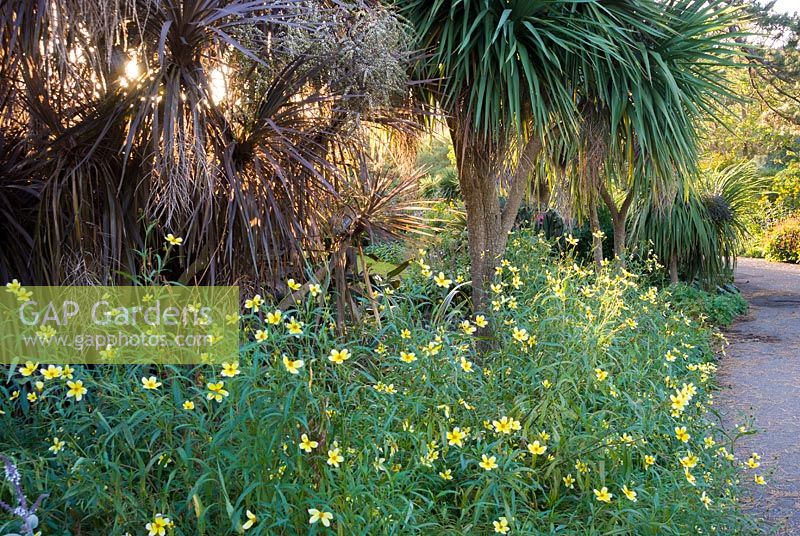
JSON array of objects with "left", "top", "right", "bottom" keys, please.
[{"left": 1, "top": 231, "right": 759, "bottom": 534}]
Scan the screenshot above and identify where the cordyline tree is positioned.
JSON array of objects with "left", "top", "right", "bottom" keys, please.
[
  {"left": 0, "top": 0, "right": 422, "bottom": 294},
  {"left": 400, "top": 0, "right": 746, "bottom": 306}
]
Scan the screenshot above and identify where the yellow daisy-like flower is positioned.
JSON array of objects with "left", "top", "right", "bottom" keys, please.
[
  {"left": 48, "top": 437, "right": 65, "bottom": 454},
  {"left": 460, "top": 320, "right": 477, "bottom": 335},
  {"left": 5, "top": 279, "right": 21, "bottom": 293},
  {"left": 308, "top": 508, "right": 334, "bottom": 527},
  {"left": 493, "top": 516, "right": 510, "bottom": 534},
  {"left": 265, "top": 310, "right": 282, "bottom": 325},
  {"left": 327, "top": 447, "right": 344, "bottom": 467},
  {"left": 286, "top": 318, "right": 304, "bottom": 336},
  {"left": 220, "top": 362, "right": 240, "bottom": 378},
  {"left": 433, "top": 272, "right": 452, "bottom": 288},
  {"left": 165, "top": 233, "right": 183, "bottom": 246},
  {"left": 66, "top": 380, "right": 87, "bottom": 401},
  {"left": 511, "top": 327, "right": 529, "bottom": 343},
  {"left": 447, "top": 427, "right": 468, "bottom": 447},
  {"left": 479, "top": 454, "right": 498, "bottom": 471},
  {"left": 399, "top": 351, "right": 417, "bottom": 363},
  {"left": 242, "top": 509, "right": 257, "bottom": 530},
  {"left": 299, "top": 433, "right": 319, "bottom": 453},
  {"left": 61, "top": 364, "right": 74, "bottom": 379},
  {"left": 593, "top": 486, "right": 613, "bottom": 503},
  {"left": 254, "top": 329, "right": 268, "bottom": 342},
  {"left": 680, "top": 452, "right": 699, "bottom": 469},
  {"left": 283, "top": 355, "right": 304, "bottom": 374},
  {"left": 492, "top": 416, "right": 520, "bottom": 435},
  {"left": 309, "top": 284, "right": 322, "bottom": 297},
  {"left": 206, "top": 381, "right": 229, "bottom": 402},
  {"left": 245, "top": 294, "right": 263, "bottom": 311},
  {"left": 675, "top": 426, "right": 690, "bottom": 443},
  {"left": 644, "top": 454, "right": 656, "bottom": 469},
  {"left": 182, "top": 400, "right": 195, "bottom": 410},
  {"left": 594, "top": 368, "right": 608, "bottom": 381},
  {"left": 475, "top": 315, "right": 488, "bottom": 328},
  {"left": 527, "top": 440, "right": 547, "bottom": 455},
  {"left": 622, "top": 485, "right": 637, "bottom": 502},
  {"left": 287, "top": 278, "right": 302, "bottom": 291},
  {"left": 400, "top": 328, "right": 411, "bottom": 339},
  {"left": 328, "top": 348, "right": 351, "bottom": 364},
  {"left": 26, "top": 392, "right": 37, "bottom": 402},
  {"left": 439, "top": 468, "right": 453, "bottom": 480},
  {"left": 460, "top": 358, "right": 474, "bottom": 373},
  {"left": 141, "top": 376, "right": 162, "bottom": 390},
  {"left": 754, "top": 474, "right": 766, "bottom": 485},
  {"left": 146, "top": 514, "right": 172, "bottom": 536},
  {"left": 700, "top": 491, "right": 713, "bottom": 509},
  {"left": 40, "top": 364, "right": 63, "bottom": 380},
  {"left": 562, "top": 474, "right": 575, "bottom": 488},
  {"left": 19, "top": 361, "right": 38, "bottom": 377}
]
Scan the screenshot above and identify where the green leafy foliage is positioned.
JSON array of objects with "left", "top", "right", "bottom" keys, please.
[
  {"left": 765, "top": 216, "right": 800, "bottom": 263},
  {"left": 1, "top": 232, "right": 759, "bottom": 534},
  {"left": 667, "top": 284, "right": 748, "bottom": 326}
]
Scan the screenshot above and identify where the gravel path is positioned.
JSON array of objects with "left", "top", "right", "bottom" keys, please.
[{"left": 717, "top": 258, "right": 800, "bottom": 534}]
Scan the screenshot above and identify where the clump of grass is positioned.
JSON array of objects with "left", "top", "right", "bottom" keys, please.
[{"left": 1, "top": 231, "right": 760, "bottom": 534}]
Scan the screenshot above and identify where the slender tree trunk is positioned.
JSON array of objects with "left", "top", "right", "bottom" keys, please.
[
  {"left": 599, "top": 184, "right": 635, "bottom": 262},
  {"left": 448, "top": 118, "right": 541, "bottom": 312},
  {"left": 669, "top": 255, "right": 679, "bottom": 284}
]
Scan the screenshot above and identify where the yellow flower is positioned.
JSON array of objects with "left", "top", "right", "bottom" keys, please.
[
  {"left": 527, "top": 440, "right": 547, "bottom": 456},
  {"left": 66, "top": 380, "right": 87, "bottom": 401},
  {"left": 182, "top": 400, "right": 195, "bottom": 410},
  {"left": 242, "top": 509, "right": 257, "bottom": 530},
  {"left": 220, "top": 362, "right": 240, "bottom": 377},
  {"left": 492, "top": 416, "right": 520, "bottom": 435},
  {"left": 283, "top": 355, "right": 304, "bottom": 374},
  {"left": 700, "top": 491, "right": 713, "bottom": 509},
  {"left": 675, "top": 426, "right": 690, "bottom": 443},
  {"left": 475, "top": 315, "right": 488, "bottom": 328},
  {"left": 644, "top": 454, "right": 656, "bottom": 469},
  {"left": 141, "top": 376, "right": 162, "bottom": 390},
  {"left": 493, "top": 516, "right": 510, "bottom": 534},
  {"left": 34, "top": 380, "right": 44, "bottom": 392},
  {"left": 309, "top": 284, "right": 322, "bottom": 297},
  {"left": 26, "top": 392, "right": 37, "bottom": 402},
  {"left": 399, "top": 351, "right": 417, "bottom": 363},
  {"left": 226, "top": 313, "right": 240, "bottom": 325},
  {"left": 593, "top": 486, "right": 613, "bottom": 503},
  {"left": 754, "top": 474, "right": 766, "bottom": 485},
  {"left": 308, "top": 508, "right": 334, "bottom": 527},
  {"left": 746, "top": 456, "right": 760, "bottom": 469},
  {"left": 265, "top": 310, "right": 282, "bottom": 325},
  {"left": 562, "top": 474, "right": 575, "bottom": 488},
  {"left": 40, "top": 365, "right": 62, "bottom": 380},
  {"left": 447, "top": 427, "right": 468, "bottom": 447},
  {"left": 594, "top": 368, "right": 608, "bottom": 381},
  {"left": 286, "top": 318, "right": 304, "bottom": 336},
  {"left": 165, "top": 233, "right": 183, "bottom": 246},
  {"left": 48, "top": 437, "right": 65, "bottom": 454},
  {"left": 460, "top": 358, "right": 474, "bottom": 373},
  {"left": 433, "top": 272, "right": 452, "bottom": 288},
  {"left": 622, "top": 485, "right": 637, "bottom": 502},
  {"left": 460, "top": 320, "right": 477, "bottom": 335},
  {"left": 254, "top": 329, "right": 268, "bottom": 342},
  {"left": 400, "top": 328, "right": 411, "bottom": 339},
  {"left": 61, "top": 364, "right": 74, "bottom": 379},
  {"left": 541, "top": 379, "right": 552, "bottom": 389},
  {"left": 287, "top": 278, "right": 302, "bottom": 291},
  {"left": 206, "top": 381, "right": 229, "bottom": 402},
  {"left": 299, "top": 433, "right": 319, "bottom": 453},
  {"left": 5, "top": 279, "right": 21, "bottom": 293},
  {"left": 479, "top": 454, "right": 498, "bottom": 471},
  {"left": 680, "top": 452, "right": 699, "bottom": 469},
  {"left": 19, "top": 361, "right": 38, "bottom": 377},
  {"left": 511, "top": 327, "right": 529, "bottom": 343},
  {"left": 439, "top": 468, "right": 453, "bottom": 480},
  {"left": 245, "top": 294, "right": 263, "bottom": 311},
  {"left": 329, "top": 348, "right": 351, "bottom": 364},
  {"left": 146, "top": 514, "right": 171, "bottom": 536},
  {"left": 327, "top": 448, "right": 344, "bottom": 467},
  {"left": 565, "top": 234, "right": 579, "bottom": 246}
]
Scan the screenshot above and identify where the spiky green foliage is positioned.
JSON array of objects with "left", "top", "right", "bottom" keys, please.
[{"left": 633, "top": 163, "right": 767, "bottom": 284}]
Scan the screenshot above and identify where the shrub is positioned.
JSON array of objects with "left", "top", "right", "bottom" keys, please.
[
  {"left": 765, "top": 217, "right": 800, "bottom": 263},
  {"left": 668, "top": 283, "right": 748, "bottom": 326},
  {"left": 364, "top": 241, "right": 407, "bottom": 265},
  {"left": 1, "top": 231, "right": 759, "bottom": 535}
]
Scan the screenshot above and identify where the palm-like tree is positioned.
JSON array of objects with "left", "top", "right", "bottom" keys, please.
[
  {"left": 0, "top": 0, "right": 420, "bottom": 292},
  {"left": 400, "top": 0, "right": 745, "bottom": 305}
]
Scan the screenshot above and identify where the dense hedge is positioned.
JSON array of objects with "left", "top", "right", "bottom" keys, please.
[
  {"left": 766, "top": 217, "right": 800, "bottom": 263},
  {"left": 1, "top": 232, "right": 759, "bottom": 534}
]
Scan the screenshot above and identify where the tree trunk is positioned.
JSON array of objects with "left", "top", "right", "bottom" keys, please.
[
  {"left": 669, "top": 255, "right": 679, "bottom": 284},
  {"left": 598, "top": 184, "right": 634, "bottom": 262},
  {"left": 448, "top": 119, "right": 542, "bottom": 312}
]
